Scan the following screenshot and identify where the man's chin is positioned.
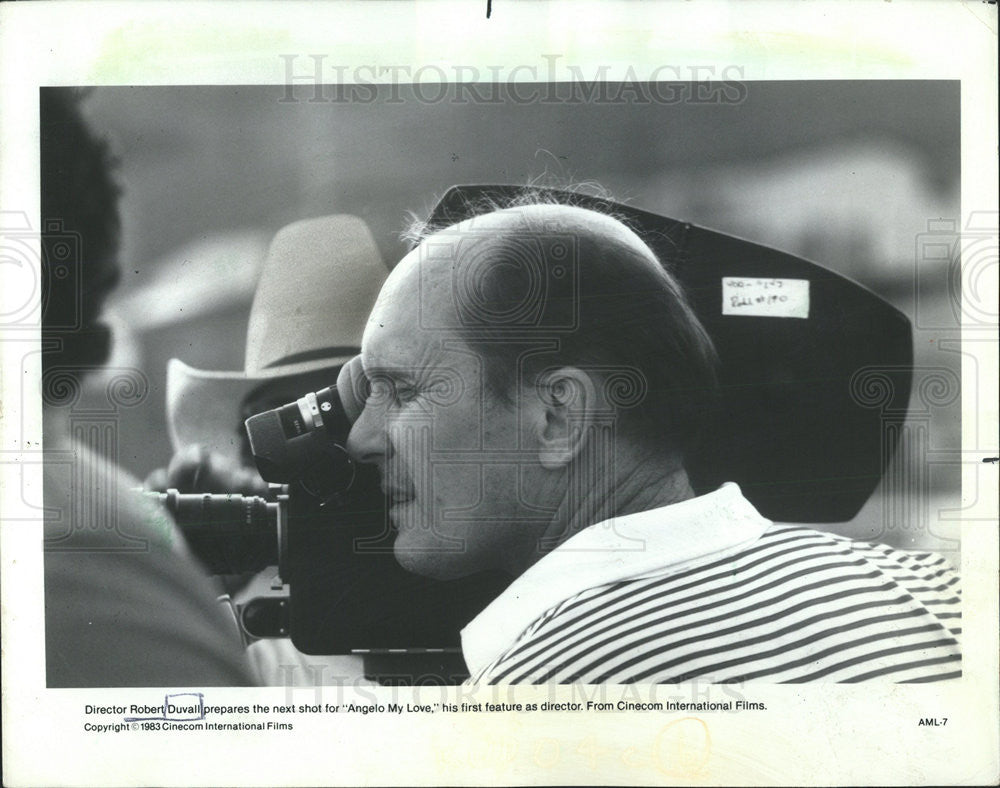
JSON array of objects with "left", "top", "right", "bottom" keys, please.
[{"left": 392, "top": 533, "right": 473, "bottom": 581}]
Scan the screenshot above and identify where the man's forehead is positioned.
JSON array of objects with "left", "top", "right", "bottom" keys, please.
[
  {"left": 362, "top": 266, "right": 455, "bottom": 370},
  {"left": 369, "top": 244, "right": 463, "bottom": 327}
]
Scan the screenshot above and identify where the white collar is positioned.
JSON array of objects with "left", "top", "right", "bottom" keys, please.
[{"left": 461, "top": 482, "right": 771, "bottom": 678}]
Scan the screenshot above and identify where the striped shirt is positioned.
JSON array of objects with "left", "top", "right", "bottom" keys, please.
[{"left": 462, "top": 484, "right": 961, "bottom": 684}]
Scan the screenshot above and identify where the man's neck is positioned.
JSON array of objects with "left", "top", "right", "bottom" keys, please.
[
  {"left": 609, "top": 460, "right": 695, "bottom": 518},
  {"left": 531, "top": 451, "right": 695, "bottom": 566}
]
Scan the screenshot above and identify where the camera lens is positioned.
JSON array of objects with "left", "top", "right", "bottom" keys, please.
[{"left": 156, "top": 489, "right": 278, "bottom": 574}]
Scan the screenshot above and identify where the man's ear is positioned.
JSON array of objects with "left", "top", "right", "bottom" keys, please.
[{"left": 534, "top": 366, "right": 599, "bottom": 470}]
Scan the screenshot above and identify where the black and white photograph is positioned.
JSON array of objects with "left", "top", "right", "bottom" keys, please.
[
  {"left": 38, "top": 80, "right": 967, "bottom": 687},
  {"left": 2, "top": 2, "right": 997, "bottom": 786}
]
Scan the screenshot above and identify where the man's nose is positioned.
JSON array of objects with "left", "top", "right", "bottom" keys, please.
[{"left": 346, "top": 402, "right": 386, "bottom": 465}]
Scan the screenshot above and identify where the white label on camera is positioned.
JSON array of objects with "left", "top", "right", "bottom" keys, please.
[{"left": 721, "top": 277, "right": 810, "bottom": 318}]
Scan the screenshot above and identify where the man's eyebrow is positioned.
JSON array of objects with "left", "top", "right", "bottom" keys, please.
[
  {"left": 391, "top": 372, "right": 418, "bottom": 386},
  {"left": 366, "top": 365, "right": 418, "bottom": 385}
]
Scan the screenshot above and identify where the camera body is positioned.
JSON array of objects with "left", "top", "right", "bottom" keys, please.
[
  {"left": 245, "top": 385, "right": 356, "bottom": 501},
  {"left": 163, "top": 379, "right": 507, "bottom": 659}
]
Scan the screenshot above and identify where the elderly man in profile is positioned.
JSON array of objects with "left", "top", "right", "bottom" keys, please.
[{"left": 345, "top": 198, "right": 961, "bottom": 684}]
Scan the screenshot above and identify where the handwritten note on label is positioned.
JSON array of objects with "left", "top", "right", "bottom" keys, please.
[{"left": 721, "top": 277, "right": 810, "bottom": 319}]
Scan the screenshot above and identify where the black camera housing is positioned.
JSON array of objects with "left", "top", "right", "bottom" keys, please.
[{"left": 244, "top": 384, "right": 508, "bottom": 656}]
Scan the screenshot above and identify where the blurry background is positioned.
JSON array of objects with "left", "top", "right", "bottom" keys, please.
[{"left": 74, "top": 81, "right": 962, "bottom": 559}]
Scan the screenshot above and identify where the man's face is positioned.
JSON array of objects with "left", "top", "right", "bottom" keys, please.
[{"left": 346, "top": 245, "right": 553, "bottom": 580}]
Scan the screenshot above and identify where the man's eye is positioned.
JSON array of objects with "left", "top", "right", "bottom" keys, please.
[
  {"left": 367, "top": 378, "right": 393, "bottom": 404},
  {"left": 394, "top": 386, "right": 418, "bottom": 403}
]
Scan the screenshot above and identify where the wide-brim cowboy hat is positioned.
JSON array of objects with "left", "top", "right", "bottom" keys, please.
[{"left": 166, "top": 214, "right": 388, "bottom": 465}]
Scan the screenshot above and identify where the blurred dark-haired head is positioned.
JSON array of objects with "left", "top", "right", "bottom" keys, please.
[{"left": 40, "top": 88, "right": 122, "bottom": 370}]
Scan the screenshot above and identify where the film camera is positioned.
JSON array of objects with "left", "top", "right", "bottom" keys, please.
[{"left": 154, "top": 361, "right": 506, "bottom": 661}]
